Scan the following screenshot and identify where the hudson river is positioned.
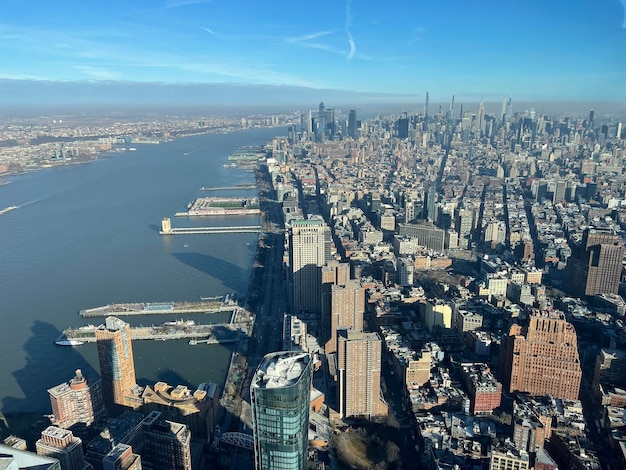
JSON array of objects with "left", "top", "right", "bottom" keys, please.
[{"left": 0, "top": 127, "right": 283, "bottom": 419}]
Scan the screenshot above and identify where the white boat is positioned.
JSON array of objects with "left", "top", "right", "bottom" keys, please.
[{"left": 55, "top": 339, "right": 85, "bottom": 346}]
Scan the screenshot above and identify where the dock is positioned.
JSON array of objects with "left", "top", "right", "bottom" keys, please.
[
  {"left": 56, "top": 321, "right": 243, "bottom": 344},
  {"left": 79, "top": 299, "right": 237, "bottom": 318},
  {"left": 200, "top": 185, "right": 256, "bottom": 191},
  {"left": 160, "top": 225, "right": 262, "bottom": 235}
]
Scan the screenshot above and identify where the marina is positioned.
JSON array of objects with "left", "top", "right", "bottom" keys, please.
[
  {"left": 55, "top": 320, "right": 244, "bottom": 345},
  {"left": 79, "top": 298, "right": 238, "bottom": 317}
]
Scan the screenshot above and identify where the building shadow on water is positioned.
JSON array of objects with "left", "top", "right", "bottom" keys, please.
[
  {"left": 1, "top": 320, "right": 99, "bottom": 439},
  {"left": 147, "top": 223, "right": 161, "bottom": 233},
  {"left": 171, "top": 252, "right": 249, "bottom": 293}
]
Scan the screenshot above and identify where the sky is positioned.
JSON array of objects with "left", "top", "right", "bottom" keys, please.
[{"left": 1, "top": 0, "right": 626, "bottom": 104}]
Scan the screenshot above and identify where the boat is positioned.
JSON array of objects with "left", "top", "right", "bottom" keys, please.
[
  {"left": 55, "top": 339, "right": 85, "bottom": 346},
  {"left": 0, "top": 205, "right": 19, "bottom": 216}
]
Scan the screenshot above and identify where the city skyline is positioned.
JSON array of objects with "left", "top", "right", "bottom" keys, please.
[{"left": 1, "top": 0, "right": 625, "bottom": 105}]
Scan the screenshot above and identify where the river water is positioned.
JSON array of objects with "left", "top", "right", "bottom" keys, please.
[{"left": 0, "top": 127, "right": 282, "bottom": 417}]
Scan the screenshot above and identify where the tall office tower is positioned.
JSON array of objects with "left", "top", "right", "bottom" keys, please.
[
  {"left": 324, "top": 108, "right": 335, "bottom": 138},
  {"left": 36, "top": 427, "right": 90, "bottom": 470},
  {"left": 588, "top": 109, "right": 594, "bottom": 129},
  {"left": 337, "top": 330, "right": 387, "bottom": 419},
  {"left": 501, "top": 311, "right": 582, "bottom": 400},
  {"left": 617, "top": 122, "right": 623, "bottom": 139},
  {"left": 141, "top": 412, "right": 192, "bottom": 470},
  {"left": 455, "top": 208, "right": 474, "bottom": 249},
  {"left": 348, "top": 109, "right": 357, "bottom": 139},
  {"left": 476, "top": 98, "right": 485, "bottom": 135},
  {"left": 102, "top": 444, "right": 142, "bottom": 470},
  {"left": 251, "top": 352, "right": 312, "bottom": 470},
  {"left": 290, "top": 218, "right": 330, "bottom": 313},
  {"left": 501, "top": 96, "right": 508, "bottom": 123},
  {"left": 422, "top": 183, "right": 437, "bottom": 221},
  {"left": 48, "top": 369, "right": 105, "bottom": 430},
  {"left": 424, "top": 91, "right": 429, "bottom": 121},
  {"left": 450, "top": 95, "right": 455, "bottom": 116},
  {"left": 397, "top": 116, "right": 409, "bottom": 139},
  {"left": 317, "top": 102, "right": 326, "bottom": 140},
  {"left": 565, "top": 227, "right": 624, "bottom": 297},
  {"left": 324, "top": 280, "right": 365, "bottom": 354},
  {"left": 505, "top": 97, "right": 513, "bottom": 120},
  {"left": 96, "top": 317, "right": 139, "bottom": 409}
]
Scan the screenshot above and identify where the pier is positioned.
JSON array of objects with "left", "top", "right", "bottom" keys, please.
[
  {"left": 160, "top": 225, "right": 262, "bottom": 235},
  {"left": 200, "top": 185, "right": 256, "bottom": 191},
  {"left": 79, "top": 300, "right": 238, "bottom": 317},
  {"left": 56, "top": 322, "right": 243, "bottom": 344}
]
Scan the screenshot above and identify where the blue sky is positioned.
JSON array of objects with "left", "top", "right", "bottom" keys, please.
[{"left": 1, "top": 0, "right": 625, "bottom": 101}]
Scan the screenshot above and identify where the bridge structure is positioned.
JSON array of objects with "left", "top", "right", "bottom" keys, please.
[{"left": 216, "top": 432, "right": 254, "bottom": 450}]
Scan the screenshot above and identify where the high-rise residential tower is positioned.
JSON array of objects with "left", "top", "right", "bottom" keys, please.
[
  {"left": 251, "top": 352, "right": 312, "bottom": 470},
  {"left": 337, "top": 330, "right": 388, "bottom": 419},
  {"left": 48, "top": 369, "right": 106, "bottom": 430},
  {"left": 324, "top": 280, "right": 365, "bottom": 354},
  {"left": 96, "top": 317, "right": 139, "bottom": 409},
  {"left": 565, "top": 227, "right": 624, "bottom": 297},
  {"left": 290, "top": 218, "right": 330, "bottom": 313},
  {"left": 501, "top": 311, "right": 582, "bottom": 400}
]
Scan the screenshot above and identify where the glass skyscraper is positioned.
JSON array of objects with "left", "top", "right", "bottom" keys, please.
[{"left": 251, "top": 352, "right": 312, "bottom": 470}]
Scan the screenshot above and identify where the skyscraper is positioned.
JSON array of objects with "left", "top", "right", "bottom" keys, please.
[
  {"left": 324, "top": 280, "right": 365, "bottom": 354},
  {"left": 251, "top": 352, "right": 312, "bottom": 470},
  {"left": 96, "top": 317, "right": 139, "bottom": 409},
  {"left": 48, "top": 369, "right": 106, "bottom": 430},
  {"left": 565, "top": 227, "right": 624, "bottom": 297},
  {"left": 501, "top": 311, "right": 582, "bottom": 400},
  {"left": 422, "top": 183, "right": 437, "bottom": 222},
  {"left": 36, "top": 427, "right": 90, "bottom": 470},
  {"left": 141, "top": 411, "right": 192, "bottom": 470},
  {"left": 290, "top": 218, "right": 330, "bottom": 312},
  {"left": 348, "top": 109, "right": 357, "bottom": 139},
  {"left": 317, "top": 102, "right": 325, "bottom": 140},
  {"left": 337, "top": 330, "right": 388, "bottom": 419},
  {"left": 397, "top": 116, "right": 409, "bottom": 139}
]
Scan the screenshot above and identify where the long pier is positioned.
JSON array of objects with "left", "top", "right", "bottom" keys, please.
[
  {"left": 80, "top": 300, "right": 237, "bottom": 317},
  {"left": 57, "top": 322, "right": 242, "bottom": 344},
  {"left": 200, "top": 185, "right": 256, "bottom": 191},
  {"left": 160, "top": 225, "right": 262, "bottom": 235}
]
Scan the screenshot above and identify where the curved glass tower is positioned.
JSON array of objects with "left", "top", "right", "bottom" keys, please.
[{"left": 251, "top": 352, "right": 312, "bottom": 470}]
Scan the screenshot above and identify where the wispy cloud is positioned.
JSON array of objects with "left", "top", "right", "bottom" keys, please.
[
  {"left": 201, "top": 26, "right": 219, "bottom": 35},
  {"left": 345, "top": 0, "right": 356, "bottom": 60},
  {"left": 163, "top": 0, "right": 211, "bottom": 9},
  {"left": 73, "top": 65, "right": 121, "bottom": 80},
  {"left": 286, "top": 31, "right": 332, "bottom": 44}
]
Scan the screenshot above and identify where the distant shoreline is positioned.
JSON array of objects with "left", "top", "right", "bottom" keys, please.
[{"left": 0, "top": 124, "right": 286, "bottom": 179}]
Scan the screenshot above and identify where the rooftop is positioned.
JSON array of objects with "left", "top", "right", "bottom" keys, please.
[{"left": 252, "top": 351, "right": 310, "bottom": 390}]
